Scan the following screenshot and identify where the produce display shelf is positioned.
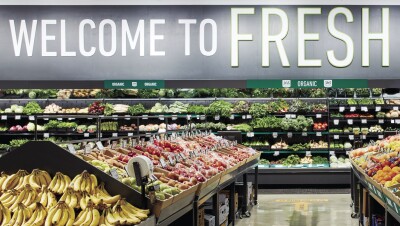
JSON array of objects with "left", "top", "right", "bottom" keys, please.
[
  {"left": 262, "top": 150, "right": 329, "bottom": 154},
  {"left": 240, "top": 131, "right": 329, "bottom": 135}
]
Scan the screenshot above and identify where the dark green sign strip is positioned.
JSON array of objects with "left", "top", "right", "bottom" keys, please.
[
  {"left": 104, "top": 80, "right": 164, "bottom": 89},
  {"left": 246, "top": 79, "right": 368, "bottom": 88}
]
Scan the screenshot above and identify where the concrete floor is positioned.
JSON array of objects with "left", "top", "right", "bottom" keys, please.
[{"left": 236, "top": 194, "right": 359, "bottom": 226}]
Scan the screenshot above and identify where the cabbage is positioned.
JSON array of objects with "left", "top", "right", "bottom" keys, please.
[
  {"left": 28, "top": 91, "right": 37, "bottom": 99},
  {"left": 330, "top": 156, "right": 338, "bottom": 163},
  {"left": 14, "top": 106, "right": 24, "bottom": 114},
  {"left": 27, "top": 122, "right": 35, "bottom": 131},
  {"left": 10, "top": 104, "right": 19, "bottom": 111},
  {"left": 4, "top": 108, "right": 12, "bottom": 113},
  {"left": 344, "top": 142, "right": 352, "bottom": 149}
]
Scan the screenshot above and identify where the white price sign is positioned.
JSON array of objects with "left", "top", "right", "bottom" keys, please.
[
  {"left": 396, "top": 119, "right": 400, "bottom": 124},
  {"left": 392, "top": 119, "right": 395, "bottom": 124},
  {"left": 43, "top": 118, "right": 49, "bottom": 121},
  {"left": 214, "top": 115, "right": 220, "bottom": 121},
  {"left": 128, "top": 133, "right": 133, "bottom": 137},
  {"left": 68, "top": 118, "right": 75, "bottom": 121},
  {"left": 362, "top": 135, "right": 367, "bottom": 140},
  {"left": 187, "top": 115, "right": 191, "bottom": 120},
  {"left": 43, "top": 133, "right": 49, "bottom": 138},
  {"left": 15, "top": 115, "right": 21, "bottom": 120},
  {"left": 67, "top": 144, "right": 76, "bottom": 154},
  {"left": 306, "top": 151, "right": 311, "bottom": 156},
  {"left": 291, "top": 114, "right": 296, "bottom": 119},
  {"left": 379, "top": 119, "right": 384, "bottom": 124},
  {"left": 1, "top": 115, "right": 7, "bottom": 120},
  {"left": 84, "top": 133, "right": 89, "bottom": 138},
  {"left": 376, "top": 106, "right": 381, "bottom": 112},
  {"left": 159, "top": 115, "right": 164, "bottom": 120},
  {"left": 361, "top": 106, "right": 368, "bottom": 112},
  {"left": 347, "top": 119, "right": 353, "bottom": 125},
  {"left": 96, "top": 141, "right": 104, "bottom": 150},
  {"left": 287, "top": 132, "right": 293, "bottom": 138},
  {"left": 334, "top": 135, "right": 339, "bottom": 140},
  {"left": 316, "top": 114, "right": 322, "bottom": 119},
  {"left": 316, "top": 132, "right": 322, "bottom": 137},
  {"left": 172, "top": 115, "right": 178, "bottom": 120},
  {"left": 349, "top": 135, "right": 354, "bottom": 140},
  {"left": 200, "top": 115, "right": 206, "bottom": 120},
  {"left": 29, "top": 116, "right": 35, "bottom": 121},
  {"left": 302, "top": 132, "right": 307, "bottom": 137},
  {"left": 329, "top": 151, "right": 335, "bottom": 155},
  {"left": 85, "top": 144, "right": 92, "bottom": 154},
  {"left": 112, "top": 115, "right": 118, "bottom": 120},
  {"left": 112, "top": 133, "right": 118, "bottom": 137},
  {"left": 333, "top": 119, "right": 339, "bottom": 125},
  {"left": 57, "top": 118, "right": 62, "bottom": 121},
  {"left": 142, "top": 115, "right": 148, "bottom": 120},
  {"left": 229, "top": 114, "right": 235, "bottom": 120},
  {"left": 241, "top": 115, "right": 245, "bottom": 119},
  {"left": 339, "top": 106, "right": 345, "bottom": 112},
  {"left": 394, "top": 106, "right": 399, "bottom": 111},
  {"left": 361, "top": 119, "right": 367, "bottom": 124},
  {"left": 273, "top": 151, "right": 279, "bottom": 156},
  {"left": 378, "top": 135, "right": 384, "bottom": 139},
  {"left": 124, "top": 115, "right": 130, "bottom": 120},
  {"left": 285, "top": 114, "right": 291, "bottom": 119},
  {"left": 247, "top": 115, "right": 252, "bottom": 119},
  {"left": 350, "top": 106, "right": 356, "bottom": 112},
  {"left": 246, "top": 132, "right": 254, "bottom": 137},
  {"left": 273, "top": 132, "right": 278, "bottom": 138}
]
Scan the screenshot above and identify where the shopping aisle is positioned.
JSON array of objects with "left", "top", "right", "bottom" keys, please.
[{"left": 237, "top": 194, "right": 358, "bottom": 226}]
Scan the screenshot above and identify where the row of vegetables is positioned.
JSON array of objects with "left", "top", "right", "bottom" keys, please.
[{"left": 258, "top": 154, "right": 351, "bottom": 168}]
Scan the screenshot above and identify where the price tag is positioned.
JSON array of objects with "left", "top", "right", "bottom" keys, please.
[
  {"left": 96, "top": 141, "right": 104, "bottom": 151},
  {"left": 214, "top": 115, "right": 220, "bottom": 121},
  {"left": 200, "top": 115, "right": 206, "bottom": 120},
  {"left": 87, "top": 118, "right": 93, "bottom": 120},
  {"left": 247, "top": 115, "right": 252, "bottom": 119},
  {"left": 111, "top": 141, "right": 117, "bottom": 149},
  {"left": 159, "top": 115, "right": 164, "bottom": 120},
  {"left": 346, "top": 151, "right": 350, "bottom": 155},
  {"left": 246, "top": 132, "right": 254, "bottom": 137},
  {"left": 187, "top": 115, "right": 191, "bottom": 120},
  {"left": 56, "top": 117, "right": 62, "bottom": 121},
  {"left": 109, "top": 168, "right": 119, "bottom": 180},
  {"left": 362, "top": 135, "right": 367, "bottom": 140},
  {"left": 160, "top": 158, "right": 167, "bottom": 168},
  {"left": 379, "top": 119, "right": 384, "bottom": 124},
  {"left": 333, "top": 119, "right": 339, "bottom": 125},
  {"left": 350, "top": 106, "right": 356, "bottom": 112},
  {"left": 273, "top": 151, "right": 279, "bottom": 156},
  {"left": 68, "top": 118, "right": 75, "bottom": 121},
  {"left": 306, "top": 151, "right": 311, "bottom": 156},
  {"left": 334, "top": 135, "right": 339, "bottom": 140},
  {"left": 361, "top": 119, "right": 367, "bottom": 124},
  {"left": 43, "top": 133, "right": 49, "bottom": 138},
  {"left": 396, "top": 119, "right": 400, "bottom": 124},
  {"left": 124, "top": 115, "right": 130, "bottom": 120},
  {"left": 273, "top": 132, "right": 278, "bottom": 138},
  {"left": 285, "top": 114, "right": 291, "bottom": 119},
  {"left": 84, "top": 133, "right": 89, "bottom": 138},
  {"left": 302, "top": 132, "right": 307, "bottom": 137},
  {"left": 67, "top": 144, "right": 76, "bottom": 154},
  {"left": 378, "top": 134, "right": 384, "bottom": 139},
  {"left": 316, "top": 132, "right": 322, "bottom": 137},
  {"left": 112, "top": 115, "right": 118, "bottom": 120},
  {"left": 339, "top": 106, "right": 345, "bottom": 112},
  {"left": 241, "top": 115, "right": 245, "bottom": 119},
  {"left": 146, "top": 133, "right": 151, "bottom": 137},
  {"left": 316, "top": 114, "right": 322, "bottom": 119},
  {"left": 85, "top": 144, "right": 92, "bottom": 154},
  {"left": 329, "top": 151, "right": 335, "bottom": 155},
  {"left": 1, "top": 115, "right": 7, "bottom": 120},
  {"left": 394, "top": 106, "right": 399, "bottom": 111},
  {"left": 291, "top": 114, "right": 296, "bottom": 119},
  {"left": 15, "top": 115, "right": 21, "bottom": 120},
  {"left": 121, "top": 140, "right": 127, "bottom": 148},
  {"left": 112, "top": 133, "right": 118, "bottom": 137},
  {"left": 29, "top": 116, "right": 35, "bottom": 121},
  {"left": 128, "top": 133, "right": 133, "bottom": 137},
  {"left": 349, "top": 135, "right": 354, "bottom": 140},
  {"left": 376, "top": 106, "right": 381, "bottom": 112},
  {"left": 347, "top": 119, "right": 353, "bottom": 125},
  {"left": 168, "top": 156, "right": 175, "bottom": 165},
  {"left": 361, "top": 106, "right": 368, "bottom": 112},
  {"left": 171, "top": 115, "right": 177, "bottom": 120},
  {"left": 392, "top": 119, "right": 395, "bottom": 124},
  {"left": 43, "top": 118, "right": 49, "bottom": 121},
  {"left": 142, "top": 115, "right": 148, "bottom": 120},
  {"left": 287, "top": 132, "right": 293, "bottom": 138}
]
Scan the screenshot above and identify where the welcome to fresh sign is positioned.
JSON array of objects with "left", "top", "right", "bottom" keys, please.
[{"left": 0, "top": 5, "right": 396, "bottom": 81}]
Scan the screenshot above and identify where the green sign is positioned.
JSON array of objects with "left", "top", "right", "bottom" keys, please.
[
  {"left": 104, "top": 80, "right": 164, "bottom": 89},
  {"left": 246, "top": 79, "right": 368, "bottom": 88}
]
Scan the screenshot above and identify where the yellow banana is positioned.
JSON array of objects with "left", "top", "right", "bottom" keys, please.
[
  {"left": 39, "top": 190, "right": 48, "bottom": 207},
  {"left": 28, "top": 173, "right": 41, "bottom": 190},
  {"left": 89, "top": 208, "right": 100, "bottom": 226},
  {"left": 48, "top": 173, "right": 59, "bottom": 191},
  {"left": 120, "top": 204, "right": 142, "bottom": 222},
  {"left": 56, "top": 175, "right": 66, "bottom": 194},
  {"left": 52, "top": 207, "right": 63, "bottom": 225},
  {"left": 33, "top": 203, "right": 47, "bottom": 226},
  {"left": 73, "top": 175, "right": 82, "bottom": 192},
  {"left": 63, "top": 175, "right": 72, "bottom": 188},
  {"left": 0, "top": 202, "right": 11, "bottom": 225},
  {"left": 89, "top": 174, "right": 97, "bottom": 194},
  {"left": 69, "top": 194, "right": 78, "bottom": 209},
  {"left": 51, "top": 175, "right": 62, "bottom": 194},
  {"left": 102, "top": 194, "right": 121, "bottom": 205},
  {"left": 97, "top": 183, "right": 110, "bottom": 197},
  {"left": 80, "top": 176, "right": 87, "bottom": 193},
  {"left": 73, "top": 209, "right": 88, "bottom": 226},
  {"left": 57, "top": 206, "right": 69, "bottom": 226},
  {"left": 65, "top": 205, "right": 75, "bottom": 226},
  {"left": 99, "top": 210, "right": 105, "bottom": 225},
  {"left": 14, "top": 208, "right": 24, "bottom": 225},
  {"left": 81, "top": 207, "right": 93, "bottom": 226},
  {"left": 42, "top": 171, "right": 52, "bottom": 186},
  {"left": 9, "top": 189, "right": 27, "bottom": 212},
  {"left": 1, "top": 174, "right": 17, "bottom": 191},
  {"left": 44, "top": 206, "right": 57, "bottom": 226},
  {"left": 47, "top": 191, "right": 57, "bottom": 208}
]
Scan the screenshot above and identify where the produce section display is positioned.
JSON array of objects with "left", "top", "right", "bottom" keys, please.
[{"left": 0, "top": 168, "right": 150, "bottom": 226}]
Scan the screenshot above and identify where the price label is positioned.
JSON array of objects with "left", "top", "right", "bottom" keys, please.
[
  {"left": 285, "top": 114, "right": 290, "bottom": 119},
  {"left": 349, "top": 135, "right": 354, "bottom": 140},
  {"left": 273, "top": 132, "right": 278, "bottom": 138},
  {"left": 109, "top": 168, "right": 119, "bottom": 180},
  {"left": 67, "top": 144, "right": 76, "bottom": 154},
  {"left": 334, "top": 135, "right": 339, "bottom": 140},
  {"left": 84, "top": 133, "right": 89, "bottom": 138},
  {"left": 396, "top": 119, "right": 400, "bottom": 124},
  {"left": 362, "top": 135, "right": 367, "bottom": 140},
  {"left": 379, "top": 134, "right": 384, "bottom": 139},
  {"left": 112, "top": 133, "right": 118, "bottom": 137},
  {"left": 68, "top": 118, "right": 75, "bottom": 121},
  {"left": 333, "top": 119, "right": 339, "bottom": 125},
  {"left": 287, "top": 132, "right": 293, "bottom": 138},
  {"left": 128, "top": 133, "right": 133, "bottom": 137},
  {"left": 200, "top": 115, "right": 206, "bottom": 120},
  {"left": 350, "top": 106, "right": 356, "bottom": 112},
  {"left": 112, "top": 115, "right": 118, "bottom": 120},
  {"left": 85, "top": 144, "right": 92, "bottom": 154},
  {"left": 379, "top": 119, "right": 384, "bottom": 124},
  {"left": 394, "top": 106, "right": 399, "bottom": 111},
  {"left": 329, "top": 151, "right": 335, "bottom": 155},
  {"left": 146, "top": 133, "right": 151, "bottom": 137},
  {"left": 96, "top": 141, "right": 104, "bottom": 151},
  {"left": 15, "top": 115, "right": 21, "bottom": 120},
  {"left": 43, "top": 118, "right": 49, "bottom": 121},
  {"left": 241, "top": 115, "right": 245, "bottom": 119},
  {"left": 57, "top": 117, "right": 62, "bottom": 121},
  {"left": 168, "top": 156, "right": 175, "bottom": 165},
  {"left": 346, "top": 151, "right": 350, "bottom": 155},
  {"left": 316, "top": 132, "right": 322, "bottom": 137},
  {"left": 88, "top": 118, "right": 93, "bottom": 120},
  {"left": 302, "top": 132, "right": 307, "bottom": 137},
  {"left": 306, "top": 151, "right": 311, "bottom": 156},
  {"left": 111, "top": 141, "right": 117, "bottom": 149},
  {"left": 214, "top": 115, "right": 220, "bottom": 121},
  {"left": 246, "top": 132, "right": 254, "bottom": 137},
  {"left": 43, "top": 133, "right": 49, "bottom": 138},
  {"left": 142, "top": 115, "right": 148, "bottom": 120},
  {"left": 392, "top": 119, "right": 395, "bottom": 124},
  {"left": 361, "top": 119, "right": 367, "bottom": 124},
  {"left": 247, "top": 115, "right": 252, "bottom": 119},
  {"left": 124, "top": 115, "right": 130, "bottom": 120},
  {"left": 121, "top": 140, "right": 127, "bottom": 148},
  {"left": 172, "top": 115, "right": 178, "bottom": 120},
  {"left": 361, "top": 106, "right": 368, "bottom": 112},
  {"left": 376, "top": 106, "right": 381, "bottom": 112},
  {"left": 159, "top": 115, "right": 164, "bottom": 120},
  {"left": 1, "top": 115, "right": 7, "bottom": 120},
  {"left": 347, "top": 119, "right": 353, "bottom": 125},
  {"left": 29, "top": 116, "right": 35, "bottom": 121},
  {"left": 160, "top": 158, "right": 167, "bottom": 168},
  {"left": 187, "top": 115, "right": 191, "bottom": 120},
  {"left": 273, "top": 151, "right": 279, "bottom": 156},
  {"left": 316, "top": 114, "right": 322, "bottom": 118},
  {"left": 339, "top": 106, "right": 345, "bottom": 112}
]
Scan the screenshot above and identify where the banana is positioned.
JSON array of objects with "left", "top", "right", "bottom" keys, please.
[
  {"left": 51, "top": 174, "right": 62, "bottom": 194},
  {"left": 99, "top": 210, "right": 106, "bottom": 225},
  {"left": 57, "top": 206, "right": 69, "bottom": 226},
  {"left": 72, "top": 175, "right": 82, "bottom": 192},
  {"left": 0, "top": 172, "right": 8, "bottom": 189},
  {"left": 69, "top": 194, "right": 78, "bottom": 209},
  {"left": 44, "top": 206, "right": 57, "bottom": 226},
  {"left": 22, "top": 206, "right": 38, "bottom": 225},
  {"left": 9, "top": 189, "right": 27, "bottom": 212},
  {"left": 89, "top": 208, "right": 100, "bottom": 226},
  {"left": 15, "top": 208, "right": 24, "bottom": 225},
  {"left": 48, "top": 173, "right": 59, "bottom": 191},
  {"left": 80, "top": 192, "right": 89, "bottom": 210},
  {"left": 52, "top": 208, "right": 63, "bottom": 225},
  {"left": 39, "top": 189, "right": 49, "bottom": 207},
  {"left": 102, "top": 194, "right": 121, "bottom": 205},
  {"left": 56, "top": 175, "right": 66, "bottom": 194},
  {"left": 65, "top": 204, "right": 75, "bottom": 226},
  {"left": 63, "top": 175, "right": 72, "bottom": 188},
  {"left": 73, "top": 209, "right": 88, "bottom": 226},
  {"left": 1, "top": 174, "right": 17, "bottom": 191},
  {"left": 0, "top": 201, "right": 11, "bottom": 225},
  {"left": 81, "top": 207, "right": 93, "bottom": 226},
  {"left": 80, "top": 176, "right": 87, "bottom": 193},
  {"left": 33, "top": 203, "right": 47, "bottom": 226},
  {"left": 47, "top": 191, "right": 57, "bottom": 208},
  {"left": 97, "top": 182, "right": 110, "bottom": 197},
  {"left": 119, "top": 198, "right": 150, "bottom": 215},
  {"left": 120, "top": 204, "right": 142, "bottom": 223},
  {"left": 29, "top": 170, "right": 42, "bottom": 190},
  {"left": 89, "top": 174, "right": 98, "bottom": 194},
  {"left": 84, "top": 176, "right": 92, "bottom": 194},
  {"left": 42, "top": 171, "right": 52, "bottom": 186}
]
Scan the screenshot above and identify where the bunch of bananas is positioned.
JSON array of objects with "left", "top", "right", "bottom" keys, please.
[
  {"left": 22, "top": 202, "right": 47, "bottom": 225},
  {"left": 72, "top": 170, "right": 98, "bottom": 194},
  {"left": 38, "top": 186, "right": 57, "bottom": 209},
  {"left": 27, "top": 169, "right": 52, "bottom": 190},
  {"left": 59, "top": 187, "right": 80, "bottom": 209},
  {"left": 1, "top": 170, "right": 29, "bottom": 191},
  {"left": 6, "top": 203, "right": 30, "bottom": 225},
  {"left": 0, "top": 201, "right": 11, "bottom": 225},
  {"left": 48, "top": 172, "right": 71, "bottom": 195},
  {"left": 45, "top": 201, "right": 75, "bottom": 226},
  {"left": 73, "top": 200, "right": 100, "bottom": 225},
  {"left": 103, "top": 198, "right": 149, "bottom": 225},
  {"left": 9, "top": 184, "right": 37, "bottom": 212},
  {"left": 0, "top": 189, "right": 19, "bottom": 209}
]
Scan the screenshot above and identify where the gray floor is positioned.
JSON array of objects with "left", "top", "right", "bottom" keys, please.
[{"left": 236, "top": 194, "right": 359, "bottom": 226}]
